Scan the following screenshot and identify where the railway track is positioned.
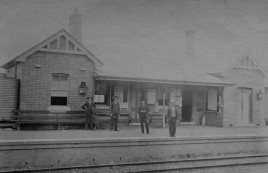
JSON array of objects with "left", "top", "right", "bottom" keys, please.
[{"left": 2, "top": 153, "right": 268, "bottom": 173}]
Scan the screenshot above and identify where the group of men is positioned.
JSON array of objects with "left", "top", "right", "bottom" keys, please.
[{"left": 81, "top": 96, "right": 180, "bottom": 137}]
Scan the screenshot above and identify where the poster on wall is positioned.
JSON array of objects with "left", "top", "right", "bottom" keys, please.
[
  {"left": 147, "top": 89, "right": 156, "bottom": 104},
  {"left": 94, "top": 95, "right": 105, "bottom": 103}
]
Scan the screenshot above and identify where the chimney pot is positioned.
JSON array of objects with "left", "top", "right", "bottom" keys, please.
[
  {"left": 69, "top": 8, "right": 82, "bottom": 43},
  {"left": 184, "top": 30, "right": 195, "bottom": 60}
]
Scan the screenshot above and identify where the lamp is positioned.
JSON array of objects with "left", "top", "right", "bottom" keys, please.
[{"left": 79, "top": 82, "right": 88, "bottom": 94}]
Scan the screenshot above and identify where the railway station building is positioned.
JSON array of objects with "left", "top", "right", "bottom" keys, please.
[{"left": 0, "top": 10, "right": 267, "bottom": 129}]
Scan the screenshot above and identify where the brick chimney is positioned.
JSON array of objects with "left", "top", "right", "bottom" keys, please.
[
  {"left": 184, "top": 30, "right": 195, "bottom": 60},
  {"left": 69, "top": 8, "right": 82, "bottom": 43}
]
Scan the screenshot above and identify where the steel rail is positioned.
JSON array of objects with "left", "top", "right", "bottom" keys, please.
[{"left": 1, "top": 153, "right": 268, "bottom": 173}]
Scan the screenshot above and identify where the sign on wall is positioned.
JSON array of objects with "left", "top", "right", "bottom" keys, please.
[{"left": 94, "top": 95, "right": 105, "bottom": 103}]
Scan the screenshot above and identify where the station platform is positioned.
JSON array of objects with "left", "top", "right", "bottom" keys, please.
[
  {"left": 1, "top": 125, "right": 268, "bottom": 172},
  {"left": 0, "top": 125, "right": 267, "bottom": 141}
]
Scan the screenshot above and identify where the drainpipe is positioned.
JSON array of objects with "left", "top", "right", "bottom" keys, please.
[{"left": 14, "top": 61, "right": 17, "bottom": 79}]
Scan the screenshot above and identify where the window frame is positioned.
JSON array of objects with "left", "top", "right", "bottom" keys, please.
[{"left": 50, "top": 73, "right": 69, "bottom": 106}]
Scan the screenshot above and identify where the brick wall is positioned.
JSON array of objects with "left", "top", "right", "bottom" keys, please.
[
  {"left": 19, "top": 51, "right": 95, "bottom": 111},
  {"left": 223, "top": 68, "right": 265, "bottom": 126}
]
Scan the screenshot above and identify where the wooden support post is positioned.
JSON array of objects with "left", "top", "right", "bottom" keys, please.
[
  {"left": 127, "top": 82, "right": 130, "bottom": 106},
  {"left": 127, "top": 81, "right": 131, "bottom": 124},
  {"left": 219, "top": 87, "right": 223, "bottom": 114},
  {"left": 109, "top": 81, "right": 112, "bottom": 106},
  {"left": 202, "top": 87, "right": 207, "bottom": 126},
  {"left": 203, "top": 87, "right": 207, "bottom": 112},
  {"left": 162, "top": 88, "right": 166, "bottom": 128},
  {"left": 135, "top": 84, "right": 139, "bottom": 119}
]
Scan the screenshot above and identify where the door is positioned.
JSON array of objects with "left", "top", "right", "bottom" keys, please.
[
  {"left": 237, "top": 88, "right": 251, "bottom": 124},
  {"left": 182, "top": 88, "right": 192, "bottom": 122}
]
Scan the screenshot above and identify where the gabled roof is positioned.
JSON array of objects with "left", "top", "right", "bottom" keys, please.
[
  {"left": 1, "top": 29, "right": 103, "bottom": 68},
  {"left": 223, "top": 51, "right": 266, "bottom": 77}
]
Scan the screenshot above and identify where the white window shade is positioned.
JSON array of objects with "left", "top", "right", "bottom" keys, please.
[
  {"left": 51, "top": 90, "right": 68, "bottom": 97},
  {"left": 207, "top": 89, "right": 218, "bottom": 111},
  {"left": 52, "top": 76, "right": 68, "bottom": 90}
]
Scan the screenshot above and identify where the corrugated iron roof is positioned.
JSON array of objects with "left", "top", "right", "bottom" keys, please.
[{"left": 95, "top": 57, "right": 233, "bottom": 86}]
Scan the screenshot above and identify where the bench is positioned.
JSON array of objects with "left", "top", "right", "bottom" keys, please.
[
  {"left": 15, "top": 109, "right": 131, "bottom": 130},
  {"left": 16, "top": 110, "right": 91, "bottom": 130},
  {"left": 94, "top": 108, "right": 131, "bottom": 125},
  {"left": 149, "top": 112, "right": 167, "bottom": 123},
  {"left": 0, "top": 115, "right": 18, "bottom": 129}
]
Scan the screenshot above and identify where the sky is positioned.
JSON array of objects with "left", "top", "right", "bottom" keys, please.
[{"left": 1, "top": 0, "right": 268, "bottom": 73}]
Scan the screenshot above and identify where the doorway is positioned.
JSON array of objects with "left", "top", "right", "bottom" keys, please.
[
  {"left": 237, "top": 88, "right": 252, "bottom": 124},
  {"left": 182, "top": 88, "right": 193, "bottom": 122}
]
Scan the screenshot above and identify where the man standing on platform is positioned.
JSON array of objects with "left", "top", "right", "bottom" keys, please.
[
  {"left": 81, "top": 96, "right": 96, "bottom": 130},
  {"left": 138, "top": 99, "right": 150, "bottom": 134},
  {"left": 167, "top": 101, "right": 179, "bottom": 137},
  {"left": 110, "top": 96, "right": 120, "bottom": 131}
]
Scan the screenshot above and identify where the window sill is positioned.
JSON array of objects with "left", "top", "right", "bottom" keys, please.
[{"left": 48, "top": 106, "right": 71, "bottom": 112}]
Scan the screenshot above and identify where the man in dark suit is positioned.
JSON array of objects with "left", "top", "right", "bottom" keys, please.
[
  {"left": 110, "top": 96, "right": 120, "bottom": 131},
  {"left": 138, "top": 99, "right": 150, "bottom": 134},
  {"left": 167, "top": 101, "right": 180, "bottom": 137},
  {"left": 81, "top": 97, "right": 96, "bottom": 130}
]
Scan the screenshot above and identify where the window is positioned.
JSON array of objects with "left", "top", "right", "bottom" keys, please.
[
  {"left": 158, "top": 99, "right": 169, "bottom": 106},
  {"left": 51, "top": 74, "right": 68, "bottom": 106},
  {"left": 114, "top": 86, "right": 128, "bottom": 103},
  {"left": 170, "top": 88, "right": 182, "bottom": 105},
  {"left": 59, "top": 35, "right": 66, "bottom": 50},
  {"left": 68, "top": 40, "right": 75, "bottom": 51},
  {"left": 147, "top": 89, "right": 156, "bottom": 104},
  {"left": 157, "top": 88, "right": 169, "bottom": 106},
  {"left": 206, "top": 88, "right": 219, "bottom": 111},
  {"left": 50, "top": 39, "right": 57, "bottom": 49}
]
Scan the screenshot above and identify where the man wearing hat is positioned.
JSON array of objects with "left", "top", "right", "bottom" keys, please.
[
  {"left": 81, "top": 96, "right": 96, "bottom": 130},
  {"left": 138, "top": 99, "right": 150, "bottom": 134},
  {"left": 110, "top": 96, "right": 120, "bottom": 131},
  {"left": 167, "top": 101, "right": 180, "bottom": 137}
]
